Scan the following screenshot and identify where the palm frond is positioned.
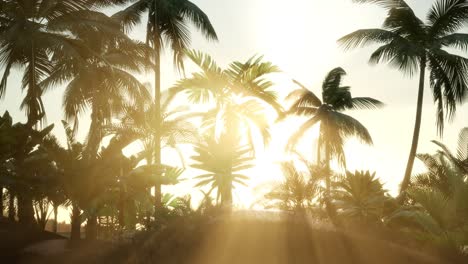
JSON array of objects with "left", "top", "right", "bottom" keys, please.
[
  {"left": 179, "top": 0, "right": 218, "bottom": 41},
  {"left": 428, "top": 0, "right": 468, "bottom": 37},
  {"left": 352, "top": 0, "right": 409, "bottom": 10},
  {"left": 287, "top": 115, "right": 321, "bottom": 151},
  {"left": 347, "top": 97, "right": 385, "bottom": 110},
  {"left": 369, "top": 40, "right": 421, "bottom": 77},
  {"left": 330, "top": 111, "right": 373, "bottom": 145},
  {"left": 338, "top": 29, "right": 400, "bottom": 51},
  {"left": 457, "top": 127, "right": 468, "bottom": 160},
  {"left": 111, "top": 0, "right": 148, "bottom": 33}
]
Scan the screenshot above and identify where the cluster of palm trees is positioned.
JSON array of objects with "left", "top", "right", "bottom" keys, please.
[{"left": 0, "top": 0, "right": 467, "bottom": 252}]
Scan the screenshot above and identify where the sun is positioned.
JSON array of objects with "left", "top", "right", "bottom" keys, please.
[{"left": 235, "top": 117, "right": 321, "bottom": 208}]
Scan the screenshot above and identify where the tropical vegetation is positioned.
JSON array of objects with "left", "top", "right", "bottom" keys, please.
[{"left": 0, "top": 0, "right": 468, "bottom": 263}]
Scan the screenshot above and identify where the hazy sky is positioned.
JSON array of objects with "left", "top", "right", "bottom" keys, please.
[{"left": 1, "top": 0, "right": 468, "bottom": 208}]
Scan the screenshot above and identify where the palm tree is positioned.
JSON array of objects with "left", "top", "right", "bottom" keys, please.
[
  {"left": 41, "top": 17, "right": 151, "bottom": 161},
  {"left": 174, "top": 50, "right": 282, "bottom": 148},
  {"left": 333, "top": 170, "right": 388, "bottom": 224},
  {"left": 431, "top": 127, "right": 468, "bottom": 174},
  {"left": 50, "top": 121, "right": 85, "bottom": 242},
  {"left": 0, "top": 0, "right": 123, "bottom": 123},
  {"left": 110, "top": 88, "right": 200, "bottom": 167},
  {"left": 339, "top": 0, "right": 468, "bottom": 197},
  {"left": 388, "top": 150, "right": 468, "bottom": 253},
  {"left": 112, "top": 0, "right": 218, "bottom": 212},
  {"left": 191, "top": 132, "right": 254, "bottom": 207},
  {"left": 264, "top": 161, "right": 321, "bottom": 212},
  {"left": 287, "top": 67, "right": 383, "bottom": 197},
  {"left": 0, "top": 111, "right": 54, "bottom": 226}
]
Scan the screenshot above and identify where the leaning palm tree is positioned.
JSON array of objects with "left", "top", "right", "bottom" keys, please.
[
  {"left": 287, "top": 67, "right": 383, "bottom": 197},
  {"left": 339, "top": 0, "right": 468, "bottom": 197},
  {"left": 112, "top": 0, "right": 218, "bottom": 211},
  {"left": 0, "top": 0, "right": 123, "bottom": 123}
]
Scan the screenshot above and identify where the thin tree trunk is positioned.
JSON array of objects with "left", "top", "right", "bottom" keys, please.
[
  {"left": 153, "top": 1, "right": 163, "bottom": 216},
  {"left": 70, "top": 203, "right": 81, "bottom": 243},
  {"left": 53, "top": 204, "right": 58, "bottom": 233},
  {"left": 8, "top": 190, "right": 15, "bottom": 221},
  {"left": 399, "top": 58, "right": 426, "bottom": 202},
  {"left": 323, "top": 124, "right": 340, "bottom": 227},
  {"left": 118, "top": 165, "right": 125, "bottom": 228},
  {"left": 86, "top": 215, "right": 98, "bottom": 240},
  {"left": 316, "top": 131, "right": 321, "bottom": 165},
  {"left": 0, "top": 185, "right": 3, "bottom": 218},
  {"left": 17, "top": 192, "right": 35, "bottom": 227}
]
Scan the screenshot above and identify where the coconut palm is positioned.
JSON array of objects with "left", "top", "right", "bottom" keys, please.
[
  {"left": 174, "top": 50, "right": 282, "bottom": 148},
  {"left": 333, "top": 170, "right": 388, "bottom": 223},
  {"left": 287, "top": 67, "right": 383, "bottom": 196},
  {"left": 112, "top": 0, "right": 218, "bottom": 211},
  {"left": 191, "top": 132, "right": 254, "bottom": 207},
  {"left": 339, "top": 0, "right": 468, "bottom": 197},
  {"left": 41, "top": 18, "right": 151, "bottom": 161},
  {"left": 0, "top": 0, "right": 124, "bottom": 123}
]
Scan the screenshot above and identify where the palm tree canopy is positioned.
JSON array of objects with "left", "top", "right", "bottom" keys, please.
[
  {"left": 264, "top": 161, "right": 321, "bottom": 211},
  {"left": 333, "top": 170, "right": 388, "bottom": 221},
  {"left": 191, "top": 132, "right": 254, "bottom": 205},
  {"left": 112, "top": 0, "right": 218, "bottom": 70},
  {"left": 173, "top": 50, "right": 281, "bottom": 148},
  {"left": 0, "top": 0, "right": 124, "bottom": 122},
  {"left": 287, "top": 67, "right": 383, "bottom": 166},
  {"left": 340, "top": 0, "right": 468, "bottom": 134}
]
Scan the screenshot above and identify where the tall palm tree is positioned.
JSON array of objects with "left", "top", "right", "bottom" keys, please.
[
  {"left": 0, "top": 0, "right": 122, "bottom": 123},
  {"left": 287, "top": 67, "right": 383, "bottom": 197},
  {"left": 191, "top": 132, "right": 254, "bottom": 207},
  {"left": 112, "top": 0, "right": 218, "bottom": 212},
  {"left": 339, "top": 0, "right": 468, "bottom": 197}
]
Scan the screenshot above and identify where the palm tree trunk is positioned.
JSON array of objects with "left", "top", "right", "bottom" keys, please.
[
  {"left": 53, "top": 204, "right": 58, "bottom": 233},
  {"left": 153, "top": 0, "right": 163, "bottom": 216},
  {"left": 86, "top": 215, "right": 98, "bottom": 240},
  {"left": 70, "top": 203, "right": 81, "bottom": 243},
  {"left": 399, "top": 58, "right": 426, "bottom": 202},
  {"left": 0, "top": 185, "right": 3, "bottom": 217},
  {"left": 316, "top": 129, "right": 321, "bottom": 165},
  {"left": 323, "top": 126, "right": 340, "bottom": 227},
  {"left": 118, "top": 166, "right": 125, "bottom": 228},
  {"left": 8, "top": 190, "right": 15, "bottom": 221},
  {"left": 17, "top": 191, "right": 35, "bottom": 227}
]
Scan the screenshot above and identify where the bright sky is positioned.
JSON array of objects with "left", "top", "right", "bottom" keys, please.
[{"left": 1, "top": 0, "right": 468, "bottom": 212}]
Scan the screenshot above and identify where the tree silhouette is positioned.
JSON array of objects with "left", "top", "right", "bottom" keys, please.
[
  {"left": 112, "top": 0, "right": 218, "bottom": 213},
  {"left": 339, "top": 0, "right": 468, "bottom": 198}
]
